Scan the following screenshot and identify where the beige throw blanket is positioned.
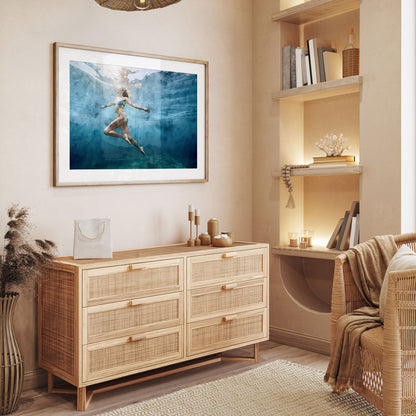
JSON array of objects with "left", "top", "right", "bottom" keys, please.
[{"left": 324, "top": 235, "right": 397, "bottom": 393}]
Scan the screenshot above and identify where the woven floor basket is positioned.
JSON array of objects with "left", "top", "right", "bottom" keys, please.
[
  {"left": 95, "top": 0, "right": 182, "bottom": 11},
  {"left": 0, "top": 293, "right": 24, "bottom": 415}
]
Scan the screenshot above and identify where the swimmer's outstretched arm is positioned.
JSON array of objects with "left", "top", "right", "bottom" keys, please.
[
  {"left": 126, "top": 98, "right": 150, "bottom": 113},
  {"left": 101, "top": 100, "right": 115, "bottom": 109}
]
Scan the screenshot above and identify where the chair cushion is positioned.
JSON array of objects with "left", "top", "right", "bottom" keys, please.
[{"left": 379, "top": 245, "right": 416, "bottom": 322}]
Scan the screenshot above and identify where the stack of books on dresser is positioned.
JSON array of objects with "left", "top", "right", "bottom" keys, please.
[{"left": 282, "top": 38, "right": 341, "bottom": 90}]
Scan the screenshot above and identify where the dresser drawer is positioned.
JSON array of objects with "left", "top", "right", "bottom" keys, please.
[
  {"left": 187, "top": 248, "right": 267, "bottom": 289},
  {"left": 187, "top": 309, "right": 268, "bottom": 357},
  {"left": 83, "top": 326, "right": 184, "bottom": 383},
  {"left": 83, "top": 259, "right": 184, "bottom": 306},
  {"left": 84, "top": 293, "right": 183, "bottom": 344},
  {"left": 187, "top": 278, "right": 267, "bottom": 323}
]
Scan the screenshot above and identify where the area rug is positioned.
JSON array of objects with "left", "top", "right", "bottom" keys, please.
[{"left": 97, "top": 360, "right": 383, "bottom": 416}]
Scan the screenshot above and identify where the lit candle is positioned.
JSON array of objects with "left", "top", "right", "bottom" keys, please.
[
  {"left": 299, "top": 236, "right": 308, "bottom": 249},
  {"left": 288, "top": 232, "right": 298, "bottom": 247}
]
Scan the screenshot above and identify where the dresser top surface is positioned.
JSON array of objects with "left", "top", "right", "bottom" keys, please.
[{"left": 55, "top": 241, "right": 269, "bottom": 268}]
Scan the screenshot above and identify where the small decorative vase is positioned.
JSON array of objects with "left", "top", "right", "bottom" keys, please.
[
  {"left": 0, "top": 293, "right": 24, "bottom": 414},
  {"left": 212, "top": 234, "right": 233, "bottom": 247}
]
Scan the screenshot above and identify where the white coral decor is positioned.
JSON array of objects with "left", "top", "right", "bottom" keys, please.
[{"left": 316, "top": 133, "right": 350, "bottom": 157}]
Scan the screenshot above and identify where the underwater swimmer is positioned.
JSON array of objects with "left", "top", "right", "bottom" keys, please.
[{"left": 101, "top": 87, "right": 150, "bottom": 155}]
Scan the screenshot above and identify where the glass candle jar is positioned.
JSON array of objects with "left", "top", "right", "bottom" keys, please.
[
  {"left": 299, "top": 236, "right": 308, "bottom": 249},
  {"left": 288, "top": 232, "right": 299, "bottom": 247},
  {"left": 301, "top": 229, "right": 313, "bottom": 247}
]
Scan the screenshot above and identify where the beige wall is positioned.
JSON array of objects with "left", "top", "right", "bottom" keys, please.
[
  {"left": 0, "top": 0, "right": 404, "bottom": 389},
  {"left": 0, "top": 0, "right": 253, "bottom": 386},
  {"left": 360, "top": 0, "right": 402, "bottom": 240}
]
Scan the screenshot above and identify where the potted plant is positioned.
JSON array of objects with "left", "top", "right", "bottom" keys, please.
[{"left": 0, "top": 204, "right": 56, "bottom": 414}]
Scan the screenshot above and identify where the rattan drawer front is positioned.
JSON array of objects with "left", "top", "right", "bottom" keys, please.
[
  {"left": 83, "top": 327, "right": 184, "bottom": 383},
  {"left": 84, "top": 293, "right": 184, "bottom": 344},
  {"left": 83, "top": 258, "right": 184, "bottom": 306},
  {"left": 187, "top": 309, "right": 268, "bottom": 356},
  {"left": 187, "top": 248, "right": 267, "bottom": 288},
  {"left": 187, "top": 278, "right": 267, "bottom": 322}
]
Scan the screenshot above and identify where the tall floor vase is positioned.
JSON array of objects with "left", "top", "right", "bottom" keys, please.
[{"left": 0, "top": 293, "right": 23, "bottom": 415}]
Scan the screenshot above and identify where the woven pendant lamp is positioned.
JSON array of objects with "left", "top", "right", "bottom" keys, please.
[{"left": 95, "top": 0, "right": 182, "bottom": 11}]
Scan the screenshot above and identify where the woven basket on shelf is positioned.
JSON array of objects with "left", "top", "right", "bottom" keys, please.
[
  {"left": 95, "top": 0, "right": 182, "bottom": 11},
  {"left": 342, "top": 48, "right": 359, "bottom": 77}
]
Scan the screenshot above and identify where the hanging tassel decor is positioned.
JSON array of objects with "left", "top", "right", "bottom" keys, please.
[{"left": 281, "top": 164, "right": 309, "bottom": 209}]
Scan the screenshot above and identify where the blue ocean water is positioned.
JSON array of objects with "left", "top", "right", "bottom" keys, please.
[{"left": 69, "top": 61, "right": 198, "bottom": 170}]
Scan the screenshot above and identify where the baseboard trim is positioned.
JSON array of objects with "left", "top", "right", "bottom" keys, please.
[
  {"left": 23, "top": 368, "right": 48, "bottom": 391},
  {"left": 270, "top": 325, "right": 330, "bottom": 356}
]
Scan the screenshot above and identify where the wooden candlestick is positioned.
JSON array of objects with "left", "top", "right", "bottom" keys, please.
[
  {"left": 187, "top": 209, "right": 195, "bottom": 247},
  {"left": 195, "top": 211, "right": 201, "bottom": 246}
]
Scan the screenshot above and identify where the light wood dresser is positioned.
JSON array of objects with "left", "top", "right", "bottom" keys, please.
[{"left": 38, "top": 242, "right": 269, "bottom": 410}]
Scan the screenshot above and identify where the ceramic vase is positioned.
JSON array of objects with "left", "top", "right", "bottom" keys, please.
[{"left": 0, "top": 293, "right": 24, "bottom": 414}]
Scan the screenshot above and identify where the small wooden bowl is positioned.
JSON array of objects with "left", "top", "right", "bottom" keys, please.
[{"left": 212, "top": 234, "right": 233, "bottom": 247}]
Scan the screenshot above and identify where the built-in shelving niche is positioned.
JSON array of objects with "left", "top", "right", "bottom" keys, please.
[
  {"left": 279, "top": 255, "right": 334, "bottom": 314},
  {"left": 273, "top": 0, "right": 361, "bottom": 317}
]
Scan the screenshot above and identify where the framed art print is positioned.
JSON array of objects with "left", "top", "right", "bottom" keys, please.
[{"left": 53, "top": 42, "right": 208, "bottom": 186}]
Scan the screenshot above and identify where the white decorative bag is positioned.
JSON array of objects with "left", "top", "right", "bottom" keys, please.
[{"left": 73, "top": 218, "right": 112, "bottom": 259}]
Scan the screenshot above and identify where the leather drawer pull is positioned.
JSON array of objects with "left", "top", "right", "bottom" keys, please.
[
  {"left": 128, "top": 335, "right": 146, "bottom": 342},
  {"left": 127, "top": 300, "right": 143, "bottom": 307},
  {"left": 222, "top": 315, "right": 237, "bottom": 323},
  {"left": 221, "top": 283, "right": 237, "bottom": 290},
  {"left": 128, "top": 264, "right": 147, "bottom": 272},
  {"left": 222, "top": 252, "right": 237, "bottom": 259}
]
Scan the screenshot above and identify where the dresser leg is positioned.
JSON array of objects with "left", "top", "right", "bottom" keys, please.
[
  {"left": 47, "top": 372, "right": 54, "bottom": 393},
  {"left": 77, "top": 387, "right": 87, "bottom": 411},
  {"left": 254, "top": 342, "right": 259, "bottom": 362},
  {"left": 222, "top": 343, "right": 259, "bottom": 362}
]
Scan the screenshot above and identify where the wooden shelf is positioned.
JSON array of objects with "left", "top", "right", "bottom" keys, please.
[
  {"left": 272, "top": 0, "right": 360, "bottom": 25},
  {"left": 273, "top": 75, "right": 362, "bottom": 102},
  {"left": 273, "top": 164, "right": 362, "bottom": 178},
  {"left": 272, "top": 245, "right": 342, "bottom": 260}
]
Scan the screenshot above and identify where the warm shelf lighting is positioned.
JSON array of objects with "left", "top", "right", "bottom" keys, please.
[{"left": 94, "top": 0, "right": 182, "bottom": 12}]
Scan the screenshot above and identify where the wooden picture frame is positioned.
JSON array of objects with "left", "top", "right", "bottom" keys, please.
[{"left": 53, "top": 43, "right": 208, "bottom": 186}]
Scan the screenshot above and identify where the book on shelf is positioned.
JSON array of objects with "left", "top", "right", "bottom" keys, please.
[
  {"left": 305, "top": 54, "right": 312, "bottom": 85},
  {"left": 309, "top": 162, "right": 358, "bottom": 168},
  {"left": 338, "top": 201, "right": 360, "bottom": 251},
  {"left": 295, "top": 47, "right": 307, "bottom": 88},
  {"left": 327, "top": 217, "right": 344, "bottom": 249},
  {"left": 323, "top": 51, "right": 341, "bottom": 81},
  {"left": 349, "top": 214, "right": 360, "bottom": 248},
  {"left": 336, "top": 210, "right": 351, "bottom": 250},
  {"left": 282, "top": 45, "right": 297, "bottom": 90},
  {"left": 307, "top": 38, "right": 332, "bottom": 84},
  {"left": 313, "top": 156, "right": 355, "bottom": 163},
  {"left": 317, "top": 46, "right": 336, "bottom": 82}
]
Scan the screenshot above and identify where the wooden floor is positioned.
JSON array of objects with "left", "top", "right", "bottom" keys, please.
[{"left": 15, "top": 342, "right": 329, "bottom": 416}]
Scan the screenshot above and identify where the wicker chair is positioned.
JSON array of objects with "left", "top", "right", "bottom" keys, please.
[{"left": 330, "top": 233, "right": 416, "bottom": 416}]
